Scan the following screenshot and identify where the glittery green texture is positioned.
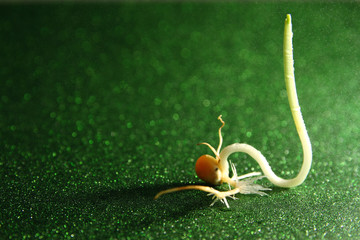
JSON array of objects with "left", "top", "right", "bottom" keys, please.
[{"left": 1, "top": 3, "right": 359, "bottom": 239}]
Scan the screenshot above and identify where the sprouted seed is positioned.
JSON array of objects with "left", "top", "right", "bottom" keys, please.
[{"left": 154, "top": 14, "right": 312, "bottom": 208}]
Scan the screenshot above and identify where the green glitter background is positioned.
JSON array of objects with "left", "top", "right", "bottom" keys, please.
[{"left": 1, "top": 2, "right": 359, "bottom": 239}]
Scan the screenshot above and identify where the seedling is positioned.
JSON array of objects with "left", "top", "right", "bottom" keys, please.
[{"left": 155, "top": 14, "right": 312, "bottom": 208}]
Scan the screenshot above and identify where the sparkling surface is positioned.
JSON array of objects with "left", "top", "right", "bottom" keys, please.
[{"left": 1, "top": 3, "right": 360, "bottom": 239}]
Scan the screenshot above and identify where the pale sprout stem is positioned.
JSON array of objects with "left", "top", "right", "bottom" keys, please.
[
  {"left": 154, "top": 185, "right": 221, "bottom": 200},
  {"left": 155, "top": 185, "right": 241, "bottom": 208},
  {"left": 219, "top": 14, "right": 312, "bottom": 188},
  {"left": 236, "top": 172, "right": 262, "bottom": 180},
  {"left": 282, "top": 14, "right": 312, "bottom": 187},
  {"left": 197, "top": 142, "right": 218, "bottom": 158},
  {"left": 216, "top": 115, "right": 229, "bottom": 176},
  {"left": 216, "top": 115, "right": 225, "bottom": 155}
]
